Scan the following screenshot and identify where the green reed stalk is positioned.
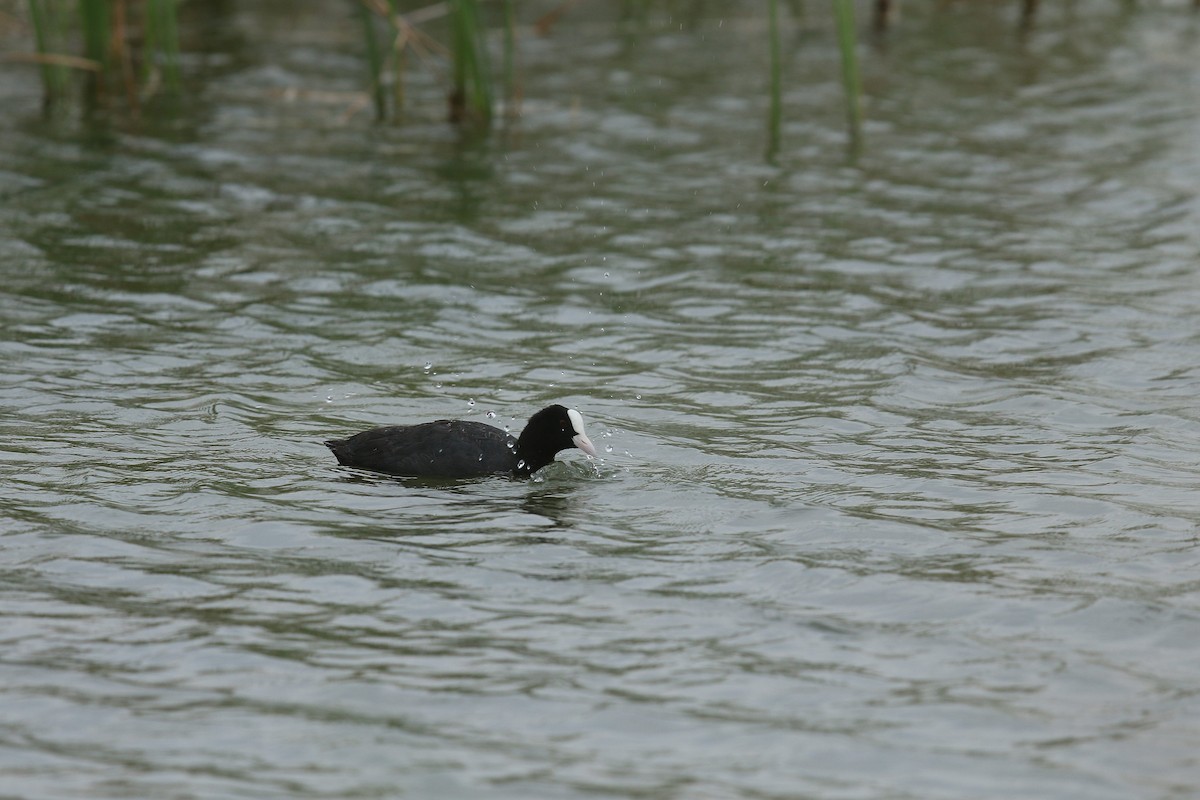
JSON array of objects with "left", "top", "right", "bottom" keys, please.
[
  {"left": 358, "top": 2, "right": 387, "bottom": 119},
  {"left": 389, "top": 0, "right": 407, "bottom": 118},
  {"left": 78, "top": 0, "right": 110, "bottom": 105},
  {"left": 27, "top": 0, "right": 72, "bottom": 102},
  {"left": 831, "top": 0, "right": 862, "bottom": 149},
  {"left": 143, "top": 0, "right": 181, "bottom": 92},
  {"left": 501, "top": 0, "right": 517, "bottom": 117},
  {"left": 78, "top": 0, "right": 109, "bottom": 78},
  {"left": 448, "top": 0, "right": 493, "bottom": 126},
  {"left": 766, "top": 0, "right": 782, "bottom": 160}
]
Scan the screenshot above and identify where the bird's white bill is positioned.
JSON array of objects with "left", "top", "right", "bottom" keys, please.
[{"left": 567, "top": 408, "right": 598, "bottom": 457}]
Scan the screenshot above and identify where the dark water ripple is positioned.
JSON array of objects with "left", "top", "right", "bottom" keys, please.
[{"left": 2, "top": 4, "right": 1200, "bottom": 799}]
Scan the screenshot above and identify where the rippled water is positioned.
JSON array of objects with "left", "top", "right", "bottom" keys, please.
[{"left": 2, "top": 3, "right": 1199, "bottom": 798}]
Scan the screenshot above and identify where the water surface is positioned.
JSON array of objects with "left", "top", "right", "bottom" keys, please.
[{"left": 1, "top": 3, "right": 1199, "bottom": 798}]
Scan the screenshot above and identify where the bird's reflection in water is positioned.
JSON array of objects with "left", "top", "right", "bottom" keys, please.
[{"left": 519, "top": 485, "right": 578, "bottom": 533}]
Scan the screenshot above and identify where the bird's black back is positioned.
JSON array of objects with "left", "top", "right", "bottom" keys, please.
[{"left": 325, "top": 419, "right": 518, "bottom": 478}]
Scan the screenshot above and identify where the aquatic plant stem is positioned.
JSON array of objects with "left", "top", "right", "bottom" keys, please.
[
  {"left": 766, "top": 0, "right": 782, "bottom": 160},
  {"left": 831, "top": 0, "right": 862, "bottom": 150},
  {"left": 389, "top": 0, "right": 407, "bottom": 118},
  {"left": 113, "top": 0, "right": 139, "bottom": 110},
  {"left": 1020, "top": 0, "right": 1039, "bottom": 31},
  {"left": 358, "top": 1, "right": 387, "bottom": 119},
  {"left": 448, "top": 0, "right": 493, "bottom": 127},
  {"left": 27, "top": 0, "right": 72, "bottom": 104},
  {"left": 873, "top": 0, "right": 893, "bottom": 33},
  {"left": 502, "top": 0, "right": 519, "bottom": 118},
  {"left": 144, "top": 0, "right": 182, "bottom": 93},
  {"left": 78, "top": 0, "right": 109, "bottom": 101}
]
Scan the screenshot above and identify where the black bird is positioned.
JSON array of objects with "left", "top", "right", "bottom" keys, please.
[{"left": 325, "top": 404, "right": 598, "bottom": 478}]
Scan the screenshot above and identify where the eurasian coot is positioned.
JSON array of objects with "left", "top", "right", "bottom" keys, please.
[{"left": 325, "top": 404, "right": 598, "bottom": 478}]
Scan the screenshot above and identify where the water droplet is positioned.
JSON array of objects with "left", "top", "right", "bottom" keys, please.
[
  {"left": 325, "top": 395, "right": 332, "bottom": 403},
  {"left": 423, "top": 361, "right": 432, "bottom": 371},
  {"left": 635, "top": 394, "right": 642, "bottom": 400},
  {"left": 603, "top": 272, "right": 610, "bottom": 278},
  {"left": 517, "top": 459, "right": 526, "bottom": 470},
  {"left": 468, "top": 398, "right": 475, "bottom": 407},
  {"left": 605, "top": 445, "right": 613, "bottom": 454},
  {"left": 486, "top": 410, "right": 496, "bottom": 419}
]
